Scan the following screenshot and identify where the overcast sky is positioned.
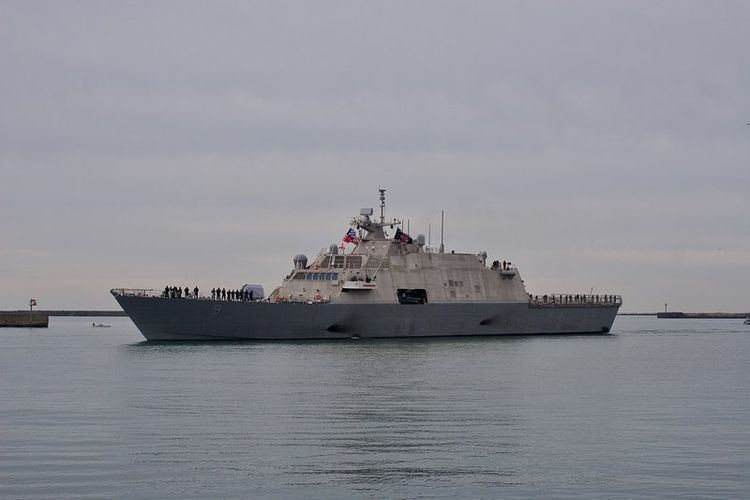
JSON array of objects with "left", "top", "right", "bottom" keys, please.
[{"left": 1, "top": 0, "right": 748, "bottom": 312}]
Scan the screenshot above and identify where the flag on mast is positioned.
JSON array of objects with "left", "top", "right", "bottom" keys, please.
[
  {"left": 394, "top": 228, "right": 413, "bottom": 244},
  {"left": 342, "top": 228, "right": 360, "bottom": 245}
]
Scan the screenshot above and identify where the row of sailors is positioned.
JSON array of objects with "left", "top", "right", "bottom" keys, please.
[
  {"left": 530, "top": 294, "right": 619, "bottom": 303},
  {"left": 162, "top": 286, "right": 255, "bottom": 302},
  {"left": 211, "top": 288, "right": 254, "bottom": 301},
  {"left": 490, "top": 260, "right": 512, "bottom": 270},
  {"left": 163, "top": 286, "right": 198, "bottom": 299}
]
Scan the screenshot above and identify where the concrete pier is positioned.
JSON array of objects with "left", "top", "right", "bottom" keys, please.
[{"left": 0, "top": 311, "right": 49, "bottom": 327}]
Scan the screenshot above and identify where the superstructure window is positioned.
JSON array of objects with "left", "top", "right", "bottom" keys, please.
[
  {"left": 297, "top": 272, "right": 338, "bottom": 281},
  {"left": 345, "top": 256, "right": 362, "bottom": 268}
]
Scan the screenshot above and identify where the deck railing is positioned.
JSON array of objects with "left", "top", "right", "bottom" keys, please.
[
  {"left": 529, "top": 293, "right": 622, "bottom": 306},
  {"left": 110, "top": 288, "right": 159, "bottom": 297}
]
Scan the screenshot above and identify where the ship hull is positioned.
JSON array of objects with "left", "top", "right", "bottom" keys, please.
[{"left": 114, "top": 295, "right": 620, "bottom": 341}]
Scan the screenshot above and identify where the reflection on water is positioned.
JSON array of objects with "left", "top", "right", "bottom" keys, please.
[
  {"left": 117, "top": 334, "right": 531, "bottom": 493},
  {"left": 1, "top": 316, "right": 749, "bottom": 498}
]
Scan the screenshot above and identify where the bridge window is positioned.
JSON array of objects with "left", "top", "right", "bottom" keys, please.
[{"left": 345, "top": 256, "right": 362, "bottom": 268}]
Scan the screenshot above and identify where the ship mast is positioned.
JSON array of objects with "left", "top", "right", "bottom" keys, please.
[
  {"left": 355, "top": 188, "right": 399, "bottom": 240},
  {"left": 379, "top": 188, "right": 386, "bottom": 223}
]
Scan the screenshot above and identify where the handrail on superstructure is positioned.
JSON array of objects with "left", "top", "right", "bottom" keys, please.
[
  {"left": 110, "top": 288, "right": 159, "bottom": 297},
  {"left": 529, "top": 293, "right": 622, "bottom": 306}
]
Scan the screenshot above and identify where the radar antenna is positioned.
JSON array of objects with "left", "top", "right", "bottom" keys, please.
[{"left": 379, "top": 188, "right": 386, "bottom": 223}]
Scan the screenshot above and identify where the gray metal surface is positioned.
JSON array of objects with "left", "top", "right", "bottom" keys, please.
[{"left": 114, "top": 294, "right": 619, "bottom": 340}]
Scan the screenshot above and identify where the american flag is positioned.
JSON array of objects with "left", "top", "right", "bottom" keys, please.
[{"left": 343, "top": 228, "right": 360, "bottom": 244}]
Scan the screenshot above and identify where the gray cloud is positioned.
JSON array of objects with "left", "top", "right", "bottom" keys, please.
[{"left": 1, "top": 0, "right": 749, "bottom": 311}]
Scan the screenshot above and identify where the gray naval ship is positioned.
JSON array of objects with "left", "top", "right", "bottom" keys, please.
[{"left": 112, "top": 189, "right": 621, "bottom": 340}]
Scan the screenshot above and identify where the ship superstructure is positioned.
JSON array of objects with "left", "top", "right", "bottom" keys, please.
[{"left": 270, "top": 207, "right": 528, "bottom": 307}]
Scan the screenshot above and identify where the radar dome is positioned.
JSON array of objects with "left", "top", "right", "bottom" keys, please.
[
  {"left": 241, "top": 284, "right": 264, "bottom": 300},
  {"left": 293, "top": 254, "right": 308, "bottom": 269}
]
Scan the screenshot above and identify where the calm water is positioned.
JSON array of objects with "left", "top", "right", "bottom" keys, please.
[{"left": 1, "top": 316, "right": 748, "bottom": 499}]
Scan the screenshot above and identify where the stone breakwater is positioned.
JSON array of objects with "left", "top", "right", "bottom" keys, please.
[
  {"left": 657, "top": 312, "right": 749, "bottom": 319},
  {"left": 0, "top": 311, "right": 49, "bottom": 327}
]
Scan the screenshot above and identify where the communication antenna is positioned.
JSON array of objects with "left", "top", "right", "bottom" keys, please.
[
  {"left": 379, "top": 188, "right": 386, "bottom": 223},
  {"left": 439, "top": 210, "right": 445, "bottom": 254},
  {"left": 428, "top": 224, "right": 431, "bottom": 246}
]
